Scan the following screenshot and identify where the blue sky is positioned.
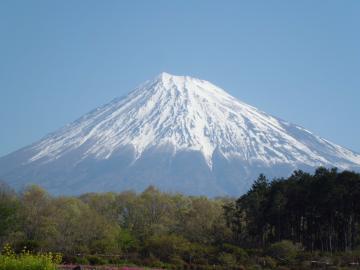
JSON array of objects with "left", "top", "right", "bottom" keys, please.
[{"left": 0, "top": 1, "right": 359, "bottom": 156}]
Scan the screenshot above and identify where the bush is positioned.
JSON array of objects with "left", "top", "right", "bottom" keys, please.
[
  {"left": 266, "top": 240, "right": 301, "bottom": 264},
  {"left": 86, "top": 255, "right": 108, "bottom": 265},
  {"left": 169, "top": 255, "right": 186, "bottom": 268},
  {"left": 247, "top": 264, "right": 262, "bottom": 270},
  {"left": 222, "top": 244, "right": 248, "bottom": 262},
  {"left": 263, "top": 256, "right": 277, "bottom": 269},
  {"left": 141, "top": 255, "right": 163, "bottom": 267},
  {"left": 74, "top": 256, "right": 89, "bottom": 265},
  {"left": 145, "top": 234, "right": 190, "bottom": 262},
  {"left": 218, "top": 252, "right": 237, "bottom": 267},
  {"left": 0, "top": 244, "right": 62, "bottom": 270}
]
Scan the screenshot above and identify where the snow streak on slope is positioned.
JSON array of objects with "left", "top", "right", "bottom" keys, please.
[{"left": 27, "top": 72, "right": 360, "bottom": 170}]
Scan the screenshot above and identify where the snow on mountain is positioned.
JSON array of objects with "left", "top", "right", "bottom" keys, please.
[{"left": 0, "top": 72, "right": 359, "bottom": 196}]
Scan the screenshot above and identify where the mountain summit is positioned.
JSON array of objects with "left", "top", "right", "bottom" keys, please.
[{"left": 1, "top": 73, "right": 360, "bottom": 196}]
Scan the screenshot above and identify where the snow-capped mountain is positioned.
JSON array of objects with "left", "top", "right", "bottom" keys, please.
[{"left": 1, "top": 72, "right": 360, "bottom": 196}]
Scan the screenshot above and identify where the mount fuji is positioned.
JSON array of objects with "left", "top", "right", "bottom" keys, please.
[{"left": 1, "top": 72, "right": 360, "bottom": 196}]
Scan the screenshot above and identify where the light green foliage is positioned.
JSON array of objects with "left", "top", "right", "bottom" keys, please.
[
  {"left": 146, "top": 234, "right": 190, "bottom": 262},
  {"left": 47, "top": 197, "right": 121, "bottom": 254},
  {"left": 181, "top": 197, "right": 226, "bottom": 244},
  {"left": 267, "top": 240, "right": 301, "bottom": 263},
  {"left": 117, "top": 229, "right": 138, "bottom": 253},
  {"left": 0, "top": 244, "right": 61, "bottom": 270}
]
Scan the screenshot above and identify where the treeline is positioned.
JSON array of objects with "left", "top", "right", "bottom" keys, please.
[
  {"left": 224, "top": 168, "right": 360, "bottom": 252},
  {"left": 0, "top": 168, "right": 360, "bottom": 269},
  {"left": 0, "top": 184, "right": 237, "bottom": 268}
]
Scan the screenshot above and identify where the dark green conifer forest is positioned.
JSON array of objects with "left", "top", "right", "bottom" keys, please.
[{"left": 1, "top": 167, "right": 360, "bottom": 269}]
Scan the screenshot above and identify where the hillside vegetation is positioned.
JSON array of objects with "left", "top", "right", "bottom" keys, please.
[{"left": 1, "top": 167, "right": 360, "bottom": 269}]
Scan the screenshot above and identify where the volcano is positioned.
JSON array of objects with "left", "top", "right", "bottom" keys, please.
[{"left": 1, "top": 72, "right": 359, "bottom": 196}]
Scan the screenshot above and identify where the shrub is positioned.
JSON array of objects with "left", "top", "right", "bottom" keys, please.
[
  {"left": 222, "top": 244, "right": 248, "bottom": 262},
  {"left": 263, "top": 256, "right": 277, "bottom": 269},
  {"left": 86, "top": 255, "right": 108, "bottom": 265},
  {"left": 266, "top": 240, "right": 301, "bottom": 264},
  {"left": 169, "top": 255, "right": 186, "bottom": 268},
  {"left": 218, "top": 252, "right": 237, "bottom": 267},
  {"left": 74, "top": 256, "right": 89, "bottom": 265},
  {"left": 145, "top": 234, "right": 190, "bottom": 262},
  {"left": 247, "top": 264, "right": 262, "bottom": 270},
  {"left": 0, "top": 244, "right": 62, "bottom": 270}
]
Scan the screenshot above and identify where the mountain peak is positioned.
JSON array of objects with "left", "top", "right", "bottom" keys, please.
[
  {"left": 1, "top": 73, "right": 360, "bottom": 196},
  {"left": 151, "top": 72, "right": 231, "bottom": 101},
  {"left": 158, "top": 71, "right": 173, "bottom": 79},
  {"left": 155, "top": 72, "right": 191, "bottom": 87},
  {"left": 156, "top": 71, "right": 182, "bottom": 82},
  {"left": 20, "top": 73, "right": 360, "bottom": 169}
]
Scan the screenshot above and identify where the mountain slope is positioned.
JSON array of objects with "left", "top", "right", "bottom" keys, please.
[{"left": 1, "top": 72, "right": 359, "bottom": 196}]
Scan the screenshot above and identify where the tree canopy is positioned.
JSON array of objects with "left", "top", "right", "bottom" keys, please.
[{"left": 1, "top": 168, "right": 360, "bottom": 269}]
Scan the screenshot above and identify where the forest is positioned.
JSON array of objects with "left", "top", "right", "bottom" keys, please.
[{"left": 1, "top": 167, "right": 360, "bottom": 270}]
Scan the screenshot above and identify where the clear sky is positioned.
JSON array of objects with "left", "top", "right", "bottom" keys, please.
[{"left": 0, "top": 1, "right": 359, "bottom": 157}]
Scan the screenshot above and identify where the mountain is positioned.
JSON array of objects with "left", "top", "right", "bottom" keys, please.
[{"left": 1, "top": 72, "right": 360, "bottom": 196}]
